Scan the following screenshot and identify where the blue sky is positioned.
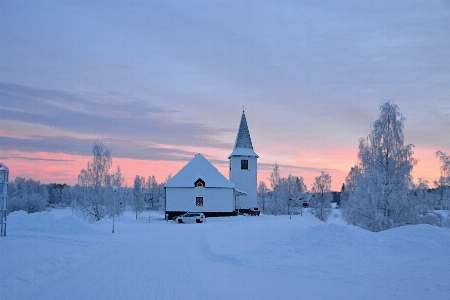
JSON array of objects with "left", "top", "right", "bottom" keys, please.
[{"left": 1, "top": 1, "right": 449, "bottom": 189}]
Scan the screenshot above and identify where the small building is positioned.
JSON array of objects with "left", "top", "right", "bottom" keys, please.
[{"left": 164, "top": 153, "right": 245, "bottom": 219}]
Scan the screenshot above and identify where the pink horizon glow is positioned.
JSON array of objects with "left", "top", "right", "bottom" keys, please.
[{"left": 1, "top": 145, "right": 443, "bottom": 191}]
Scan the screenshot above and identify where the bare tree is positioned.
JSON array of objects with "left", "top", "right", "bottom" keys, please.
[
  {"left": 435, "top": 151, "right": 450, "bottom": 214},
  {"left": 133, "top": 175, "right": 145, "bottom": 219},
  {"left": 75, "top": 140, "right": 113, "bottom": 221},
  {"left": 78, "top": 140, "right": 112, "bottom": 189},
  {"left": 268, "top": 163, "right": 282, "bottom": 215},
  {"left": 109, "top": 166, "right": 125, "bottom": 233},
  {"left": 281, "top": 175, "right": 305, "bottom": 219},
  {"left": 257, "top": 181, "right": 269, "bottom": 214},
  {"left": 111, "top": 166, "right": 125, "bottom": 188},
  {"left": 435, "top": 151, "right": 450, "bottom": 178},
  {"left": 310, "top": 172, "right": 332, "bottom": 222},
  {"left": 146, "top": 175, "right": 159, "bottom": 210},
  {"left": 294, "top": 176, "right": 307, "bottom": 216}
]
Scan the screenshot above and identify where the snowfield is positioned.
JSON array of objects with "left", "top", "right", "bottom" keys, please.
[{"left": 1, "top": 209, "right": 449, "bottom": 300}]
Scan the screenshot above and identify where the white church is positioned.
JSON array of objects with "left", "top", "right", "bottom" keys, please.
[{"left": 164, "top": 111, "right": 258, "bottom": 219}]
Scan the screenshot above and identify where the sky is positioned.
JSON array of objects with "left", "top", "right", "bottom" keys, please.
[{"left": 0, "top": 1, "right": 449, "bottom": 191}]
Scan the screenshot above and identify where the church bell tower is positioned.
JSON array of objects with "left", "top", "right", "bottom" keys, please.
[{"left": 229, "top": 109, "right": 258, "bottom": 210}]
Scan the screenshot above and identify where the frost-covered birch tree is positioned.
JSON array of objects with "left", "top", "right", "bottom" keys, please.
[
  {"left": 78, "top": 140, "right": 112, "bottom": 189},
  {"left": 75, "top": 140, "right": 113, "bottom": 221},
  {"left": 146, "top": 175, "right": 160, "bottom": 210},
  {"left": 108, "top": 166, "right": 125, "bottom": 233},
  {"left": 435, "top": 151, "right": 450, "bottom": 214},
  {"left": 8, "top": 177, "right": 48, "bottom": 213},
  {"left": 282, "top": 175, "right": 307, "bottom": 218},
  {"left": 342, "top": 101, "right": 418, "bottom": 231},
  {"left": 133, "top": 175, "right": 145, "bottom": 219},
  {"left": 309, "top": 172, "right": 332, "bottom": 222},
  {"left": 409, "top": 178, "right": 442, "bottom": 226},
  {"left": 268, "top": 163, "right": 282, "bottom": 214},
  {"left": 257, "top": 181, "right": 269, "bottom": 214},
  {"left": 111, "top": 166, "right": 125, "bottom": 188},
  {"left": 258, "top": 163, "right": 308, "bottom": 216}
]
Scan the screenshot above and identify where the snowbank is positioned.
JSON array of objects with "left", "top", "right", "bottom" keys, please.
[
  {"left": 7, "top": 210, "right": 95, "bottom": 235},
  {"left": 1, "top": 210, "right": 449, "bottom": 300}
]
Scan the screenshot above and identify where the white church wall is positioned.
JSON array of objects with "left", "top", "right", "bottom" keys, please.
[
  {"left": 229, "top": 156, "right": 257, "bottom": 209},
  {"left": 166, "top": 187, "right": 235, "bottom": 212}
]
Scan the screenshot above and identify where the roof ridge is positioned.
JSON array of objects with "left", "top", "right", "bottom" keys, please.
[{"left": 165, "top": 153, "right": 234, "bottom": 188}]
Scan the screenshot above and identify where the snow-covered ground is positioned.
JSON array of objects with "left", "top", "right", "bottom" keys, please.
[{"left": 1, "top": 209, "right": 449, "bottom": 300}]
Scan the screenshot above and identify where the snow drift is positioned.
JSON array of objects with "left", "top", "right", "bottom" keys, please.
[{"left": 1, "top": 209, "right": 449, "bottom": 300}]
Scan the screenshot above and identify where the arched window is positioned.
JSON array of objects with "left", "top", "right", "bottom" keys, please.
[{"left": 194, "top": 178, "right": 205, "bottom": 187}]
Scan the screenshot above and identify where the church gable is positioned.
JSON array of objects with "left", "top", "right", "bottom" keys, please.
[{"left": 165, "top": 153, "right": 234, "bottom": 189}]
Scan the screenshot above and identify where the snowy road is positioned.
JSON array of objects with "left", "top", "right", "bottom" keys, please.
[{"left": 1, "top": 210, "right": 449, "bottom": 299}]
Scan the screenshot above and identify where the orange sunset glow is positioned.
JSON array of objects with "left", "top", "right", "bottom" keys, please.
[{"left": 1, "top": 143, "right": 444, "bottom": 192}]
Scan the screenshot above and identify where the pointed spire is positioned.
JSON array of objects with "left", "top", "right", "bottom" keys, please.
[
  {"left": 229, "top": 110, "right": 258, "bottom": 158},
  {"left": 234, "top": 111, "right": 253, "bottom": 149}
]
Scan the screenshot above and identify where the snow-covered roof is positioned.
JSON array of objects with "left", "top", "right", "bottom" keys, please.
[
  {"left": 233, "top": 188, "right": 247, "bottom": 196},
  {"left": 165, "top": 154, "right": 235, "bottom": 188},
  {"left": 228, "top": 112, "right": 258, "bottom": 158},
  {"left": 228, "top": 147, "right": 259, "bottom": 158}
]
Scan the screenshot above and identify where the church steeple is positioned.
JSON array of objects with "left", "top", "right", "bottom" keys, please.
[
  {"left": 234, "top": 111, "right": 253, "bottom": 149},
  {"left": 228, "top": 109, "right": 258, "bottom": 210}
]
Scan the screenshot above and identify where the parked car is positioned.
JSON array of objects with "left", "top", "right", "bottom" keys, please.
[
  {"left": 175, "top": 212, "right": 206, "bottom": 223},
  {"left": 248, "top": 207, "right": 260, "bottom": 216}
]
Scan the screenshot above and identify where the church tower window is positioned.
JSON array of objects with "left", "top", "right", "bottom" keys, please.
[{"left": 241, "top": 159, "right": 248, "bottom": 170}]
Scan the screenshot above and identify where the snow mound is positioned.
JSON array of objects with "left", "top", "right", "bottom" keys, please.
[
  {"left": 376, "top": 223, "right": 450, "bottom": 257},
  {"left": 8, "top": 210, "right": 94, "bottom": 235},
  {"left": 238, "top": 223, "right": 450, "bottom": 267}
]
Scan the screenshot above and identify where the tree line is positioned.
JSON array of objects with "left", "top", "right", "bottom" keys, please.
[
  {"left": 257, "top": 165, "right": 335, "bottom": 222},
  {"left": 257, "top": 101, "right": 450, "bottom": 231},
  {"left": 6, "top": 102, "right": 450, "bottom": 232},
  {"left": 7, "top": 140, "right": 168, "bottom": 223}
]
